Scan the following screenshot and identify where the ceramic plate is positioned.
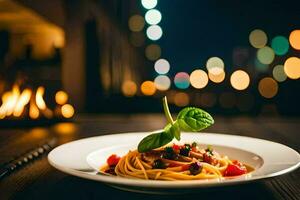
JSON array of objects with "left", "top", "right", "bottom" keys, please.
[{"left": 48, "top": 132, "right": 300, "bottom": 194}]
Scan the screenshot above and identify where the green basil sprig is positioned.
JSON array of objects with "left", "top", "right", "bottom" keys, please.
[{"left": 137, "top": 96, "right": 214, "bottom": 152}]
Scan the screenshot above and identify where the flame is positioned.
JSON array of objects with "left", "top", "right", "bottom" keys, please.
[
  {"left": 29, "top": 100, "right": 39, "bottom": 119},
  {"left": 0, "top": 85, "right": 73, "bottom": 120},
  {"left": 13, "top": 89, "right": 32, "bottom": 117},
  {"left": 36, "top": 86, "right": 46, "bottom": 110}
]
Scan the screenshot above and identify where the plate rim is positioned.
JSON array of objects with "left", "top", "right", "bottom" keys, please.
[{"left": 48, "top": 132, "right": 300, "bottom": 188}]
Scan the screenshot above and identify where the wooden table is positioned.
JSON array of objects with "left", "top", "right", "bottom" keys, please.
[{"left": 0, "top": 114, "right": 299, "bottom": 200}]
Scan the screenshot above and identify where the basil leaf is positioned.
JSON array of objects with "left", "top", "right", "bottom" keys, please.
[
  {"left": 164, "top": 121, "right": 180, "bottom": 140},
  {"left": 177, "top": 107, "right": 214, "bottom": 132},
  {"left": 137, "top": 130, "right": 173, "bottom": 153}
]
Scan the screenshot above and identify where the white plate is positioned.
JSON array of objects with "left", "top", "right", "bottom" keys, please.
[{"left": 48, "top": 132, "right": 300, "bottom": 194}]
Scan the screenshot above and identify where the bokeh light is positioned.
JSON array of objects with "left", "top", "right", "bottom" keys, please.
[
  {"left": 141, "top": 0, "right": 157, "bottom": 9},
  {"left": 154, "top": 59, "right": 170, "bottom": 74},
  {"left": 141, "top": 81, "right": 156, "bottom": 96},
  {"left": 189, "top": 69, "right": 208, "bottom": 89},
  {"left": 206, "top": 57, "right": 224, "bottom": 74},
  {"left": 230, "top": 70, "right": 250, "bottom": 90},
  {"left": 271, "top": 36, "right": 289, "bottom": 56},
  {"left": 174, "top": 72, "right": 190, "bottom": 89},
  {"left": 257, "top": 46, "right": 275, "bottom": 65},
  {"left": 61, "top": 104, "right": 75, "bottom": 118},
  {"left": 145, "top": 44, "right": 161, "bottom": 61},
  {"left": 174, "top": 92, "right": 189, "bottom": 107},
  {"left": 55, "top": 91, "right": 68, "bottom": 105},
  {"left": 208, "top": 70, "right": 225, "bottom": 83},
  {"left": 154, "top": 75, "right": 171, "bottom": 91},
  {"left": 272, "top": 65, "right": 287, "bottom": 82},
  {"left": 122, "top": 80, "right": 137, "bottom": 97},
  {"left": 128, "top": 15, "right": 145, "bottom": 32},
  {"left": 249, "top": 29, "right": 267, "bottom": 48},
  {"left": 289, "top": 30, "right": 300, "bottom": 50},
  {"left": 145, "top": 9, "right": 161, "bottom": 25},
  {"left": 146, "top": 25, "right": 162, "bottom": 41},
  {"left": 219, "top": 92, "right": 236, "bottom": 109},
  {"left": 258, "top": 77, "right": 278, "bottom": 98},
  {"left": 284, "top": 57, "right": 300, "bottom": 79},
  {"left": 130, "top": 32, "right": 145, "bottom": 47}
]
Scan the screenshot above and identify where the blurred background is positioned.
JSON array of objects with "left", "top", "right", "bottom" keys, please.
[{"left": 0, "top": 0, "right": 299, "bottom": 125}]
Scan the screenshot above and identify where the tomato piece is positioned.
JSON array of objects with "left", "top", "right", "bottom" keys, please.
[
  {"left": 181, "top": 164, "right": 190, "bottom": 171},
  {"left": 224, "top": 163, "right": 247, "bottom": 176},
  {"left": 172, "top": 144, "right": 181, "bottom": 151},
  {"left": 107, "top": 154, "right": 120, "bottom": 166}
]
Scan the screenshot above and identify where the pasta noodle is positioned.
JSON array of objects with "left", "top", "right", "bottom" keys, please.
[{"left": 101, "top": 143, "right": 250, "bottom": 180}]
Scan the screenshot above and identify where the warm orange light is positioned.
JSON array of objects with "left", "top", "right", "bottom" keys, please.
[
  {"left": 258, "top": 77, "right": 278, "bottom": 98},
  {"left": 284, "top": 57, "right": 300, "bottom": 79},
  {"left": 121, "top": 80, "right": 137, "bottom": 97},
  {"left": 141, "top": 81, "right": 156, "bottom": 96},
  {"left": 230, "top": 70, "right": 250, "bottom": 90},
  {"left": 29, "top": 101, "right": 39, "bottom": 119},
  {"left": 174, "top": 92, "right": 189, "bottom": 107},
  {"left": 208, "top": 70, "right": 225, "bottom": 83},
  {"left": 61, "top": 104, "right": 75, "bottom": 118},
  {"left": 13, "top": 89, "right": 32, "bottom": 117},
  {"left": 54, "top": 123, "right": 77, "bottom": 135},
  {"left": 36, "top": 86, "right": 46, "bottom": 110},
  {"left": 5, "top": 85, "right": 20, "bottom": 116},
  {"left": 55, "top": 91, "right": 68, "bottom": 105},
  {"left": 189, "top": 69, "right": 208, "bottom": 89},
  {"left": 289, "top": 30, "right": 300, "bottom": 50}
]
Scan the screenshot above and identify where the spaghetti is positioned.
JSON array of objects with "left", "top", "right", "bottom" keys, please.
[{"left": 101, "top": 143, "right": 250, "bottom": 180}]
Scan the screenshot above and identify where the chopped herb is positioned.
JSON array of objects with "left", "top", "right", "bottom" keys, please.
[{"left": 163, "top": 146, "right": 178, "bottom": 160}]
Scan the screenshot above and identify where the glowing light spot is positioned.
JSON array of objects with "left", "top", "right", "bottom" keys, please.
[
  {"left": 141, "top": 0, "right": 157, "bottom": 9},
  {"left": 219, "top": 92, "right": 236, "bottom": 109},
  {"left": 189, "top": 69, "right": 208, "bottom": 89},
  {"left": 145, "top": 44, "right": 161, "bottom": 61},
  {"left": 130, "top": 32, "right": 145, "bottom": 47},
  {"left": 121, "top": 80, "right": 137, "bottom": 97},
  {"left": 154, "top": 75, "right": 171, "bottom": 91},
  {"left": 258, "top": 77, "right": 278, "bottom": 99},
  {"left": 55, "top": 91, "right": 68, "bottom": 105},
  {"left": 141, "top": 81, "right": 156, "bottom": 96},
  {"left": 230, "top": 70, "right": 250, "bottom": 90},
  {"left": 272, "top": 65, "right": 287, "bottom": 82},
  {"left": 61, "top": 104, "right": 75, "bottom": 118},
  {"left": 289, "top": 30, "right": 300, "bottom": 50},
  {"left": 174, "top": 72, "right": 190, "bottom": 89},
  {"left": 146, "top": 25, "right": 162, "bottom": 41},
  {"left": 206, "top": 57, "right": 224, "bottom": 74},
  {"left": 271, "top": 36, "right": 289, "bottom": 56},
  {"left": 208, "top": 70, "right": 225, "bottom": 83},
  {"left": 54, "top": 123, "right": 77, "bottom": 135},
  {"left": 284, "top": 57, "right": 300, "bottom": 79},
  {"left": 128, "top": 15, "right": 145, "bottom": 32},
  {"left": 249, "top": 29, "right": 267, "bottom": 48},
  {"left": 257, "top": 46, "right": 275, "bottom": 65},
  {"left": 145, "top": 9, "right": 161, "bottom": 25},
  {"left": 154, "top": 59, "right": 170, "bottom": 74},
  {"left": 174, "top": 92, "right": 189, "bottom": 107}
]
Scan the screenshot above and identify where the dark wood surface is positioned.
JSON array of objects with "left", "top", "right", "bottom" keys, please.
[{"left": 0, "top": 114, "right": 299, "bottom": 200}]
